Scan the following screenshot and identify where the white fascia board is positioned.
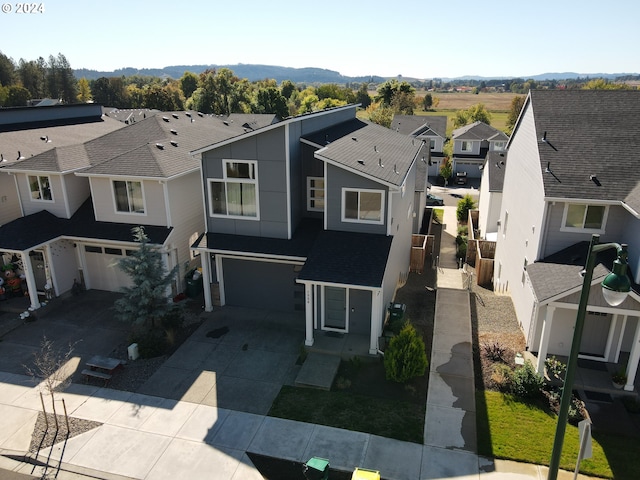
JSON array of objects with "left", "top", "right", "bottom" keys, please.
[
  {"left": 204, "top": 250, "right": 306, "bottom": 263},
  {"left": 74, "top": 167, "right": 199, "bottom": 182}
]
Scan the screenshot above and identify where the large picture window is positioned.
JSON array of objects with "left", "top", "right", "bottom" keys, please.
[
  {"left": 342, "top": 188, "right": 384, "bottom": 224},
  {"left": 113, "top": 180, "right": 145, "bottom": 213},
  {"left": 28, "top": 175, "right": 53, "bottom": 201},
  {"left": 307, "top": 177, "right": 325, "bottom": 211},
  {"left": 562, "top": 204, "right": 607, "bottom": 232},
  {"left": 208, "top": 160, "right": 258, "bottom": 218}
]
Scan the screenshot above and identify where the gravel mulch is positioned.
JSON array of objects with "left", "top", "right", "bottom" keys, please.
[{"left": 28, "top": 412, "right": 102, "bottom": 453}]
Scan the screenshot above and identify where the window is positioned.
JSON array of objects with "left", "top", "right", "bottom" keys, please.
[
  {"left": 208, "top": 160, "right": 258, "bottom": 218},
  {"left": 113, "top": 180, "right": 145, "bottom": 214},
  {"left": 493, "top": 141, "right": 506, "bottom": 151},
  {"left": 104, "top": 248, "right": 122, "bottom": 255},
  {"left": 562, "top": 204, "right": 607, "bottom": 232},
  {"left": 307, "top": 177, "right": 325, "bottom": 211},
  {"left": 28, "top": 175, "right": 53, "bottom": 201},
  {"left": 342, "top": 188, "right": 384, "bottom": 224},
  {"left": 429, "top": 139, "right": 436, "bottom": 150},
  {"left": 84, "top": 246, "right": 102, "bottom": 253},
  {"left": 461, "top": 141, "right": 472, "bottom": 152}
]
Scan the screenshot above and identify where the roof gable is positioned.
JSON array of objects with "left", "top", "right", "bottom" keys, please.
[{"left": 452, "top": 121, "right": 508, "bottom": 142}]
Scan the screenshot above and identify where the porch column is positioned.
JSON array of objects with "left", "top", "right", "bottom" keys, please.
[
  {"left": 536, "top": 305, "right": 556, "bottom": 374},
  {"left": 369, "top": 289, "right": 383, "bottom": 355},
  {"left": 304, "top": 283, "right": 314, "bottom": 347},
  {"left": 200, "top": 251, "right": 213, "bottom": 312},
  {"left": 624, "top": 316, "right": 640, "bottom": 392},
  {"left": 21, "top": 251, "right": 40, "bottom": 310}
]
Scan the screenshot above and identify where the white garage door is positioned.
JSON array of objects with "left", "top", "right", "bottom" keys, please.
[{"left": 83, "top": 245, "right": 133, "bottom": 291}]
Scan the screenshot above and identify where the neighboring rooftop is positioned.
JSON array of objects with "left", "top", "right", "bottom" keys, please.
[
  {"left": 391, "top": 115, "right": 447, "bottom": 139},
  {"left": 452, "top": 121, "right": 508, "bottom": 142},
  {"left": 525, "top": 90, "right": 640, "bottom": 213}
]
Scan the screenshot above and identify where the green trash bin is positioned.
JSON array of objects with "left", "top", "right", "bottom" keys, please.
[
  {"left": 184, "top": 269, "right": 203, "bottom": 298},
  {"left": 303, "top": 457, "right": 330, "bottom": 480}
]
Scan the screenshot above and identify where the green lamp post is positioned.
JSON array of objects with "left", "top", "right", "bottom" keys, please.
[{"left": 547, "top": 234, "right": 631, "bottom": 480}]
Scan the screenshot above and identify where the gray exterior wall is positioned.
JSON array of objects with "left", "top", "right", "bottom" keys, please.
[
  {"left": 202, "top": 126, "right": 289, "bottom": 239},
  {"left": 298, "top": 143, "right": 325, "bottom": 221},
  {"left": 325, "top": 163, "right": 388, "bottom": 234},
  {"left": 222, "top": 257, "right": 302, "bottom": 311}
]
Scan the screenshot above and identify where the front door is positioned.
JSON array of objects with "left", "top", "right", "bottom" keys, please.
[
  {"left": 580, "top": 311, "right": 611, "bottom": 357},
  {"left": 29, "top": 250, "right": 47, "bottom": 292},
  {"left": 323, "top": 286, "right": 347, "bottom": 331}
]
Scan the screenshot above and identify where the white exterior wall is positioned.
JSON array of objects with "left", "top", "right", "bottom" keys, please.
[
  {"left": 165, "top": 170, "right": 205, "bottom": 287},
  {"left": 63, "top": 174, "right": 90, "bottom": 217},
  {"left": 89, "top": 177, "right": 168, "bottom": 226},
  {"left": 494, "top": 101, "right": 547, "bottom": 340},
  {"left": 477, "top": 168, "right": 502, "bottom": 238},
  {"left": 0, "top": 174, "right": 22, "bottom": 226},
  {"left": 18, "top": 172, "right": 68, "bottom": 218}
]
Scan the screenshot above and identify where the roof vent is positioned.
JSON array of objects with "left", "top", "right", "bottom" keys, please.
[
  {"left": 197, "top": 112, "right": 204, "bottom": 117},
  {"left": 156, "top": 143, "right": 164, "bottom": 150},
  {"left": 1, "top": 153, "right": 5, "bottom": 162},
  {"left": 590, "top": 174, "right": 601, "bottom": 186},
  {"left": 170, "top": 140, "right": 179, "bottom": 147},
  {"left": 162, "top": 116, "right": 170, "bottom": 122},
  {"left": 170, "top": 129, "right": 178, "bottom": 135},
  {"left": 172, "top": 113, "right": 179, "bottom": 119},
  {"left": 40, "top": 135, "right": 51, "bottom": 142},
  {"left": 351, "top": 137, "right": 357, "bottom": 141},
  {"left": 17, "top": 151, "right": 24, "bottom": 160},
  {"left": 185, "top": 112, "right": 192, "bottom": 118},
  {"left": 374, "top": 145, "right": 378, "bottom": 152},
  {"left": 223, "top": 120, "right": 229, "bottom": 126},
  {"left": 325, "top": 134, "right": 330, "bottom": 145},
  {"left": 393, "top": 164, "right": 398, "bottom": 174},
  {"left": 357, "top": 159, "right": 365, "bottom": 165}
]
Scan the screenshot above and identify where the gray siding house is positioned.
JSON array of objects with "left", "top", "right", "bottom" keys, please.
[
  {"left": 452, "top": 121, "right": 508, "bottom": 180},
  {"left": 192, "top": 105, "right": 425, "bottom": 354}
]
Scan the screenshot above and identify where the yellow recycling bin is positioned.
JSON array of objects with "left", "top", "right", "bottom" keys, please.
[{"left": 352, "top": 467, "right": 380, "bottom": 480}]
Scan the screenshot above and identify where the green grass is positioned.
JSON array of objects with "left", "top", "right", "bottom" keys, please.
[
  {"left": 476, "top": 391, "right": 640, "bottom": 479},
  {"left": 269, "top": 385, "right": 425, "bottom": 444}
]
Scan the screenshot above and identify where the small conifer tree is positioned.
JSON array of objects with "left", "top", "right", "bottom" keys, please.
[
  {"left": 114, "top": 226, "right": 178, "bottom": 328},
  {"left": 384, "top": 321, "right": 428, "bottom": 383}
]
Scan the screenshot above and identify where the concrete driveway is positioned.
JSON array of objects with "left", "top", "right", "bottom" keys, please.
[{"left": 137, "top": 306, "right": 305, "bottom": 415}]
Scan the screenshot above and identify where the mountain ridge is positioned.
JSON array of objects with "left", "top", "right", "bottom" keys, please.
[{"left": 73, "top": 64, "right": 639, "bottom": 84}]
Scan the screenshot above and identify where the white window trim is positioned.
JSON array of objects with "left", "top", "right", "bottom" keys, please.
[
  {"left": 461, "top": 140, "right": 473, "bottom": 152},
  {"left": 111, "top": 179, "right": 146, "bottom": 215},
  {"left": 207, "top": 160, "right": 260, "bottom": 220},
  {"left": 28, "top": 175, "right": 54, "bottom": 202},
  {"left": 307, "top": 176, "right": 325, "bottom": 212},
  {"left": 560, "top": 203, "right": 608, "bottom": 234},
  {"left": 341, "top": 187, "right": 385, "bottom": 225}
]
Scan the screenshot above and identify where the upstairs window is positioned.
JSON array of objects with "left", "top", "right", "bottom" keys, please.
[
  {"left": 461, "top": 141, "right": 472, "bottom": 152},
  {"left": 562, "top": 204, "right": 607, "bottom": 232},
  {"left": 307, "top": 177, "right": 325, "bottom": 211},
  {"left": 28, "top": 175, "right": 53, "bottom": 201},
  {"left": 113, "top": 180, "right": 145, "bottom": 214},
  {"left": 429, "top": 139, "right": 436, "bottom": 150},
  {"left": 342, "top": 188, "right": 384, "bottom": 224},
  {"left": 208, "top": 160, "right": 258, "bottom": 219},
  {"left": 493, "top": 141, "right": 506, "bottom": 151}
]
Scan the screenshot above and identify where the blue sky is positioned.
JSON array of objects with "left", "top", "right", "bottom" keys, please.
[{"left": 1, "top": 0, "right": 638, "bottom": 79}]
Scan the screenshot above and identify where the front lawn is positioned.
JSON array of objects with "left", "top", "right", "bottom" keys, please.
[{"left": 476, "top": 390, "right": 640, "bottom": 479}]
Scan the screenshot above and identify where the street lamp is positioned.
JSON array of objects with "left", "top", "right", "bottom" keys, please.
[{"left": 548, "top": 234, "right": 631, "bottom": 480}]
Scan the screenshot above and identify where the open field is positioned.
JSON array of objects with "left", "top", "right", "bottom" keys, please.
[{"left": 418, "top": 91, "right": 524, "bottom": 111}]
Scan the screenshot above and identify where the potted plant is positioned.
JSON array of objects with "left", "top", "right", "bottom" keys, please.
[{"left": 612, "top": 368, "right": 627, "bottom": 389}]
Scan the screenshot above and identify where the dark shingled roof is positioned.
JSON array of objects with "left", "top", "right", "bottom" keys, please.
[
  {"left": 298, "top": 230, "right": 392, "bottom": 287},
  {"left": 526, "top": 241, "right": 639, "bottom": 303},
  {"left": 0, "top": 199, "right": 171, "bottom": 251},
  {"left": 527, "top": 90, "right": 640, "bottom": 212},
  {"left": 313, "top": 121, "right": 425, "bottom": 188},
  {"left": 452, "top": 121, "right": 508, "bottom": 142},
  {"left": 485, "top": 151, "right": 507, "bottom": 192},
  {"left": 199, "top": 219, "right": 322, "bottom": 258},
  {"left": 390, "top": 115, "right": 447, "bottom": 139}
]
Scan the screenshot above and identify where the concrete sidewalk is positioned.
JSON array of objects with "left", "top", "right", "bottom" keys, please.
[{"left": 0, "top": 371, "right": 589, "bottom": 480}]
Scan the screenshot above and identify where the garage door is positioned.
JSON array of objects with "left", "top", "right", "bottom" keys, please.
[
  {"left": 455, "top": 161, "right": 482, "bottom": 178},
  {"left": 83, "top": 245, "right": 133, "bottom": 291},
  {"left": 222, "top": 257, "right": 303, "bottom": 311}
]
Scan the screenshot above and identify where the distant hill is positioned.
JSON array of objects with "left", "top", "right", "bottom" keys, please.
[
  {"left": 73, "top": 64, "right": 638, "bottom": 84},
  {"left": 74, "top": 64, "right": 386, "bottom": 84}
]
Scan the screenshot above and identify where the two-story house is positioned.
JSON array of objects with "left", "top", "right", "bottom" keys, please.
[
  {"left": 0, "top": 107, "right": 277, "bottom": 310},
  {"left": 191, "top": 105, "right": 426, "bottom": 354},
  {"left": 451, "top": 121, "right": 508, "bottom": 180},
  {"left": 493, "top": 90, "right": 640, "bottom": 391},
  {"left": 391, "top": 115, "right": 447, "bottom": 179}
]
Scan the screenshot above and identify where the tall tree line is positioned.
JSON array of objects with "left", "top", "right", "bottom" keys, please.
[{"left": 0, "top": 52, "right": 78, "bottom": 106}]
